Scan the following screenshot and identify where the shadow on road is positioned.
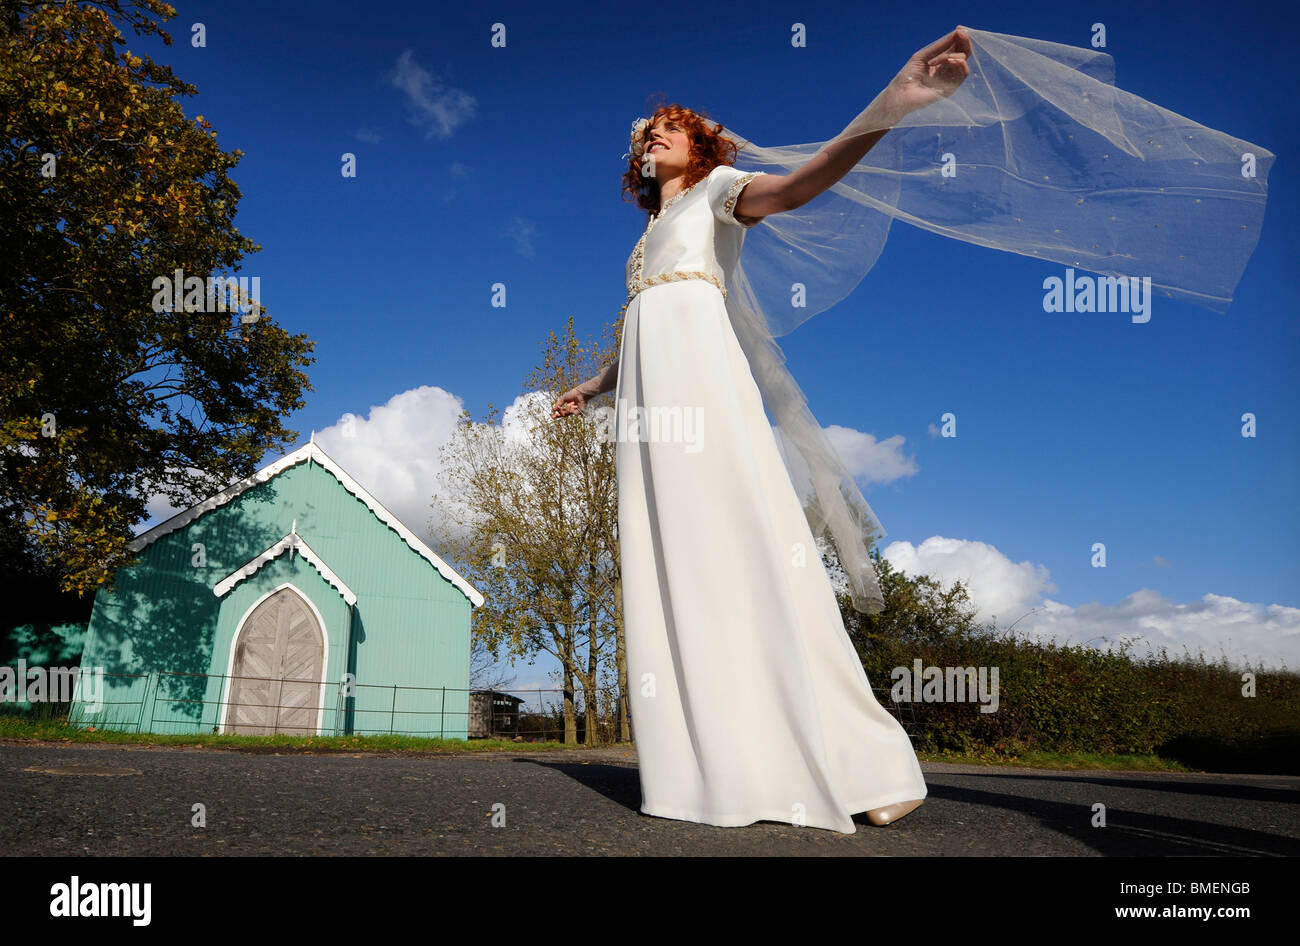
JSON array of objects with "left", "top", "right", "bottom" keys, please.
[
  {"left": 511, "top": 755, "right": 1300, "bottom": 854},
  {"left": 510, "top": 757, "right": 643, "bottom": 811},
  {"left": 968, "top": 770, "right": 1298, "bottom": 805},
  {"left": 924, "top": 773, "right": 1300, "bottom": 856}
]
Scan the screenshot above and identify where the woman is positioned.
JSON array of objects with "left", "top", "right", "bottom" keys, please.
[{"left": 551, "top": 27, "right": 974, "bottom": 833}]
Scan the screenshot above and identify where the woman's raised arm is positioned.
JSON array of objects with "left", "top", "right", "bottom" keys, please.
[{"left": 734, "top": 26, "right": 972, "bottom": 221}]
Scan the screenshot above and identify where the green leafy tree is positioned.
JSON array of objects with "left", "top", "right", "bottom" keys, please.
[
  {"left": 837, "top": 549, "right": 985, "bottom": 656},
  {"left": 0, "top": 0, "right": 314, "bottom": 596}
]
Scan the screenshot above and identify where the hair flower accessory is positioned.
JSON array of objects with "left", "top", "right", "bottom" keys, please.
[{"left": 622, "top": 117, "right": 649, "bottom": 162}]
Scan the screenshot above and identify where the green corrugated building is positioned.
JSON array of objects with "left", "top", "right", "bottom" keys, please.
[{"left": 69, "top": 439, "right": 483, "bottom": 738}]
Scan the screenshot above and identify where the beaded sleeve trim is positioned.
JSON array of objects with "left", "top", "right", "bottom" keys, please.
[{"left": 724, "top": 170, "right": 763, "bottom": 226}]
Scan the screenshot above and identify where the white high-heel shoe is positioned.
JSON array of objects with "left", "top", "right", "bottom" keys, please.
[{"left": 865, "top": 798, "right": 924, "bottom": 826}]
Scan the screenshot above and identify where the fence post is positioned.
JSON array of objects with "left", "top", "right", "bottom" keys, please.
[
  {"left": 440, "top": 687, "right": 445, "bottom": 739},
  {"left": 134, "top": 671, "right": 154, "bottom": 734},
  {"left": 390, "top": 684, "right": 397, "bottom": 736}
]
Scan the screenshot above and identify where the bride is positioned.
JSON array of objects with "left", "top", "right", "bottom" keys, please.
[{"left": 550, "top": 27, "right": 974, "bottom": 833}]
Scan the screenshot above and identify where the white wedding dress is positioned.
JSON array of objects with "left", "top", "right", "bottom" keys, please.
[{"left": 612, "top": 163, "right": 927, "bottom": 833}]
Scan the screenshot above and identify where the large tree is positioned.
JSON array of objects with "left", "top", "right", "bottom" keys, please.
[
  {"left": 432, "top": 316, "right": 624, "bottom": 744},
  {"left": 0, "top": 0, "right": 314, "bottom": 598}
]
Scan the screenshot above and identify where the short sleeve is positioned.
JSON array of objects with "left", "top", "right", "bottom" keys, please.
[{"left": 706, "top": 165, "right": 766, "bottom": 229}]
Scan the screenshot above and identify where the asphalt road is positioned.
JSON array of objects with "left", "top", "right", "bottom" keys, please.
[{"left": 2, "top": 743, "right": 1297, "bottom": 856}]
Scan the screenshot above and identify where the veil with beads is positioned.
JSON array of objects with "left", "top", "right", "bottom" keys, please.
[{"left": 693, "top": 27, "right": 1272, "bottom": 614}]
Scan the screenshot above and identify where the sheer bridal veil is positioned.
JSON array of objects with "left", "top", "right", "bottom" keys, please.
[{"left": 707, "top": 27, "right": 1272, "bottom": 614}]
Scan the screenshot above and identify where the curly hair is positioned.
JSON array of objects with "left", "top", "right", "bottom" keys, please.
[{"left": 621, "top": 103, "right": 741, "bottom": 215}]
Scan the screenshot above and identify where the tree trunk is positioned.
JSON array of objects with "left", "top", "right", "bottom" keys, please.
[
  {"left": 586, "top": 615, "right": 599, "bottom": 745},
  {"left": 562, "top": 624, "right": 577, "bottom": 744},
  {"left": 614, "top": 574, "right": 630, "bottom": 742}
]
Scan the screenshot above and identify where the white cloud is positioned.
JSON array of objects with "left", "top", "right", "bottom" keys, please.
[
  {"left": 775, "top": 422, "right": 917, "bottom": 514},
  {"left": 881, "top": 535, "right": 1299, "bottom": 670},
  {"left": 137, "top": 384, "right": 539, "bottom": 549},
  {"left": 1018, "top": 589, "right": 1300, "bottom": 670},
  {"left": 499, "top": 390, "right": 557, "bottom": 443},
  {"left": 823, "top": 425, "right": 918, "bottom": 485},
  {"left": 314, "top": 385, "right": 469, "bottom": 546},
  {"left": 314, "top": 387, "right": 567, "bottom": 548},
  {"left": 388, "top": 50, "right": 476, "bottom": 139},
  {"left": 501, "top": 216, "right": 538, "bottom": 258},
  {"left": 883, "top": 535, "right": 1056, "bottom": 624}
]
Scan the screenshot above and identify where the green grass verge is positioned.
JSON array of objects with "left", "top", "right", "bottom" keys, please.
[
  {"left": 0, "top": 716, "right": 1200, "bottom": 770},
  {"left": 0, "top": 716, "right": 569, "bottom": 753},
  {"left": 917, "top": 747, "right": 1196, "bottom": 772}
]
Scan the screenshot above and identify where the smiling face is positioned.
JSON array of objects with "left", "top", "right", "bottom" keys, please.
[{"left": 642, "top": 117, "right": 691, "bottom": 179}]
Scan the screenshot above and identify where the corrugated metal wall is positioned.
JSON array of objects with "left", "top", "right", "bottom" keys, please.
[{"left": 72, "top": 458, "right": 473, "bottom": 737}]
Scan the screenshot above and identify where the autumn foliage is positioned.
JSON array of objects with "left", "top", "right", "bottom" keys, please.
[{"left": 1, "top": 1, "right": 315, "bottom": 596}]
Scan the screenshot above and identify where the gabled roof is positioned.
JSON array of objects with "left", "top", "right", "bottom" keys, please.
[
  {"left": 130, "top": 440, "right": 484, "bottom": 607},
  {"left": 214, "top": 524, "right": 358, "bottom": 606}
]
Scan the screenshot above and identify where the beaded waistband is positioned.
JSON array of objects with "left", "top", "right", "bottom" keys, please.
[{"left": 625, "top": 270, "right": 727, "bottom": 307}]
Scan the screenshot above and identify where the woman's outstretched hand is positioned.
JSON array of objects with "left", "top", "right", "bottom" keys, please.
[
  {"left": 552, "top": 388, "right": 586, "bottom": 419},
  {"left": 880, "top": 25, "right": 973, "bottom": 122}
]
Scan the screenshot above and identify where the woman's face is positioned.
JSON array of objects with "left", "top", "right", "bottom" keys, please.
[{"left": 642, "top": 117, "right": 691, "bottom": 179}]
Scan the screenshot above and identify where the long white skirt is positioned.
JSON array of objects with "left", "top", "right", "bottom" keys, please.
[{"left": 616, "top": 280, "right": 927, "bottom": 834}]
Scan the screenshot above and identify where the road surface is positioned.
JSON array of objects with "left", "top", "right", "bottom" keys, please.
[{"left": 2, "top": 743, "right": 1296, "bottom": 856}]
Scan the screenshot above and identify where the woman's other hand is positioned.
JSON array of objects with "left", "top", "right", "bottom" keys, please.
[{"left": 553, "top": 388, "right": 586, "bottom": 419}]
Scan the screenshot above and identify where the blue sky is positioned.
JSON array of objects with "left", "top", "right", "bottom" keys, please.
[{"left": 131, "top": 0, "right": 1297, "bottom": 675}]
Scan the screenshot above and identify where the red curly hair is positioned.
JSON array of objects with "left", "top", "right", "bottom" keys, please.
[{"left": 621, "top": 103, "right": 741, "bottom": 215}]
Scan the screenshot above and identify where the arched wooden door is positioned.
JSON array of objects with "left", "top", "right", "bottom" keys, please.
[{"left": 225, "top": 587, "right": 324, "bottom": 735}]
